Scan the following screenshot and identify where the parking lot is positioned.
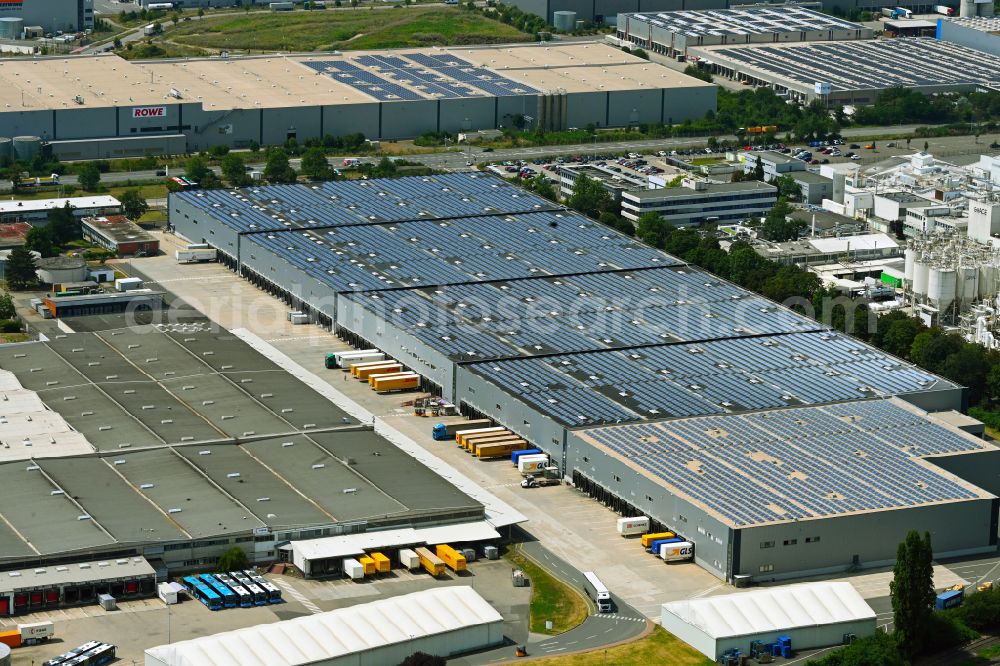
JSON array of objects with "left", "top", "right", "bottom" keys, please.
[{"left": 13, "top": 561, "right": 528, "bottom": 665}]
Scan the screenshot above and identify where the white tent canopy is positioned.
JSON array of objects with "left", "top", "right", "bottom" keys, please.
[
  {"left": 145, "top": 586, "right": 503, "bottom": 666},
  {"left": 661, "top": 582, "right": 876, "bottom": 659}
]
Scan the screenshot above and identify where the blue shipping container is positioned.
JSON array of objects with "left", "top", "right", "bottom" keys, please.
[
  {"left": 936, "top": 589, "right": 964, "bottom": 610},
  {"left": 511, "top": 448, "right": 542, "bottom": 464}
]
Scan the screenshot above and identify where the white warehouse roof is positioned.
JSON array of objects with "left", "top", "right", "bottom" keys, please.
[
  {"left": 0, "top": 195, "right": 121, "bottom": 214},
  {"left": 662, "top": 582, "right": 875, "bottom": 639},
  {"left": 285, "top": 520, "right": 501, "bottom": 562},
  {"left": 809, "top": 233, "right": 897, "bottom": 254},
  {"left": 145, "top": 586, "right": 503, "bottom": 666}
]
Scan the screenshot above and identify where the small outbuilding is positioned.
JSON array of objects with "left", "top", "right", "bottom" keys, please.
[
  {"left": 660, "top": 582, "right": 876, "bottom": 661},
  {"left": 144, "top": 586, "right": 504, "bottom": 666}
]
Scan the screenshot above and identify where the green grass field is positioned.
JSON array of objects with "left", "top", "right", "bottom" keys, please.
[
  {"left": 529, "top": 626, "right": 713, "bottom": 666},
  {"left": 503, "top": 545, "right": 588, "bottom": 635},
  {"left": 164, "top": 7, "right": 531, "bottom": 53}
]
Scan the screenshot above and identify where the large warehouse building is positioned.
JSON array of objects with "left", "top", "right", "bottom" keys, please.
[
  {"left": 0, "top": 0, "right": 92, "bottom": 34},
  {"left": 170, "top": 173, "right": 1000, "bottom": 583},
  {"left": 689, "top": 37, "right": 1000, "bottom": 106},
  {"left": 144, "top": 587, "right": 504, "bottom": 666},
  {"left": 0, "top": 43, "right": 715, "bottom": 159},
  {"left": 0, "top": 326, "right": 517, "bottom": 612},
  {"left": 616, "top": 6, "right": 871, "bottom": 60},
  {"left": 661, "top": 582, "right": 876, "bottom": 660}
]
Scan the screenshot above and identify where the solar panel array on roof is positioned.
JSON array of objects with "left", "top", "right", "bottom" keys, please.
[
  {"left": 584, "top": 400, "right": 987, "bottom": 526},
  {"left": 302, "top": 60, "right": 425, "bottom": 101},
  {"left": 404, "top": 52, "right": 538, "bottom": 96},
  {"left": 469, "top": 331, "right": 945, "bottom": 426},
  {"left": 173, "top": 173, "right": 558, "bottom": 234},
  {"left": 621, "top": 6, "right": 864, "bottom": 37},
  {"left": 353, "top": 54, "right": 483, "bottom": 99},
  {"left": 344, "top": 266, "right": 821, "bottom": 360},
  {"left": 708, "top": 38, "right": 1000, "bottom": 92},
  {"left": 247, "top": 210, "right": 673, "bottom": 292}
]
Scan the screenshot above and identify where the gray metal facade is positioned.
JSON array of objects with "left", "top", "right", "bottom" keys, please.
[
  {"left": 0, "top": 86, "right": 714, "bottom": 157},
  {"left": 0, "top": 0, "right": 90, "bottom": 33}
]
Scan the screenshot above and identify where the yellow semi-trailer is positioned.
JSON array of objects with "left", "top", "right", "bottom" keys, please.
[
  {"left": 358, "top": 555, "right": 377, "bottom": 576},
  {"left": 353, "top": 362, "right": 403, "bottom": 380},
  {"left": 475, "top": 440, "right": 528, "bottom": 459},
  {"left": 368, "top": 371, "right": 412, "bottom": 387},
  {"left": 351, "top": 360, "right": 398, "bottom": 377},
  {"left": 462, "top": 432, "right": 516, "bottom": 452},
  {"left": 456, "top": 426, "right": 508, "bottom": 449},
  {"left": 469, "top": 434, "right": 525, "bottom": 454},
  {"left": 371, "top": 372, "right": 421, "bottom": 393},
  {"left": 641, "top": 532, "right": 676, "bottom": 549},
  {"left": 414, "top": 547, "right": 446, "bottom": 577},
  {"left": 371, "top": 552, "right": 391, "bottom": 573},
  {"left": 435, "top": 544, "right": 467, "bottom": 573}
]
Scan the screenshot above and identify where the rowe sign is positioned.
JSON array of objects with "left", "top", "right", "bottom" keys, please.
[{"left": 132, "top": 106, "right": 167, "bottom": 119}]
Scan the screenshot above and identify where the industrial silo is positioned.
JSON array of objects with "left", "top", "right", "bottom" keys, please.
[
  {"left": 958, "top": 264, "right": 979, "bottom": 303},
  {"left": 912, "top": 255, "right": 930, "bottom": 297},
  {"left": 0, "top": 17, "right": 23, "bottom": 40},
  {"left": 553, "top": 11, "right": 577, "bottom": 32},
  {"left": 12, "top": 136, "right": 42, "bottom": 161},
  {"left": 0, "top": 137, "right": 11, "bottom": 164},
  {"left": 978, "top": 263, "right": 998, "bottom": 299},
  {"left": 928, "top": 267, "right": 957, "bottom": 315},
  {"left": 904, "top": 247, "right": 915, "bottom": 285}
]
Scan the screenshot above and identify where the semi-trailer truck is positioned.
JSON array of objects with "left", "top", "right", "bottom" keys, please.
[
  {"left": 370, "top": 552, "right": 391, "bottom": 573},
  {"left": 641, "top": 532, "right": 675, "bottom": 549},
  {"left": 511, "top": 448, "right": 542, "bottom": 464},
  {"left": 327, "top": 349, "right": 379, "bottom": 368},
  {"left": 476, "top": 440, "right": 528, "bottom": 458},
  {"left": 934, "top": 4, "right": 954, "bottom": 14},
  {"left": 461, "top": 430, "right": 513, "bottom": 451},
  {"left": 415, "top": 547, "right": 446, "bottom": 576},
  {"left": 582, "top": 572, "right": 612, "bottom": 613},
  {"left": 456, "top": 426, "right": 507, "bottom": 448},
  {"left": 659, "top": 541, "right": 695, "bottom": 562},
  {"left": 175, "top": 249, "right": 217, "bottom": 263},
  {"left": 398, "top": 548, "right": 420, "bottom": 571},
  {"left": 370, "top": 372, "right": 420, "bottom": 393},
  {"left": 650, "top": 537, "right": 683, "bottom": 555},
  {"left": 517, "top": 454, "right": 550, "bottom": 475},
  {"left": 436, "top": 544, "right": 467, "bottom": 572},
  {"left": 617, "top": 516, "right": 650, "bottom": 537},
  {"left": 353, "top": 362, "right": 402, "bottom": 380},
  {"left": 431, "top": 418, "right": 493, "bottom": 441},
  {"left": 340, "top": 353, "right": 385, "bottom": 371}
]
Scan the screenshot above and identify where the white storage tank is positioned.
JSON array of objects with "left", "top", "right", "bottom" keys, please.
[
  {"left": 13, "top": 135, "right": 42, "bottom": 161},
  {"left": 929, "top": 267, "right": 957, "bottom": 314},
  {"left": 912, "top": 257, "right": 929, "bottom": 297},
  {"left": 553, "top": 10, "right": 577, "bottom": 31},
  {"left": 0, "top": 17, "right": 23, "bottom": 40},
  {"left": 36, "top": 256, "right": 87, "bottom": 285},
  {"left": 903, "top": 247, "right": 915, "bottom": 284}
]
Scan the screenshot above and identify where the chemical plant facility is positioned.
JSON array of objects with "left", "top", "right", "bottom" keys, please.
[
  {"left": 0, "top": 43, "right": 715, "bottom": 159},
  {"left": 170, "top": 173, "right": 1000, "bottom": 583},
  {"left": 0, "top": 325, "right": 516, "bottom": 614}
]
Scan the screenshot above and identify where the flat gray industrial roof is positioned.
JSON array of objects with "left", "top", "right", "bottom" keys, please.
[
  {"left": 749, "top": 150, "right": 801, "bottom": 166},
  {"left": 619, "top": 6, "right": 866, "bottom": 38},
  {"left": 578, "top": 398, "right": 995, "bottom": 528},
  {"left": 82, "top": 215, "right": 157, "bottom": 245},
  {"left": 692, "top": 38, "right": 1000, "bottom": 93},
  {"left": 0, "top": 329, "right": 482, "bottom": 563},
  {"left": 0, "top": 557, "right": 155, "bottom": 595},
  {"left": 625, "top": 180, "right": 776, "bottom": 200}
]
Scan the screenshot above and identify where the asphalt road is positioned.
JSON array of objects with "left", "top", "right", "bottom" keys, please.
[
  {"left": 40, "top": 124, "right": 979, "bottom": 190},
  {"left": 451, "top": 537, "right": 649, "bottom": 665}
]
